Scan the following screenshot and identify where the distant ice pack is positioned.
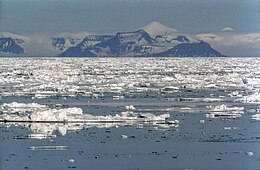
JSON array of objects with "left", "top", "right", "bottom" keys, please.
[{"left": 0, "top": 58, "right": 259, "bottom": 103}]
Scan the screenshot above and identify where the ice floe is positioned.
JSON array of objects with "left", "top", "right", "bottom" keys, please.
[
  {"left": 206, "top": 104, "right": 244, "bottom": 119},
  {"left": 28, "top": 146, "right": 68, "bottom": 150},
  {"left": 0, "top": 102, "right": 172, "bottom": 123},
  {"left": 0, "top": 102, "right": 179, "bottom": 138},
  {"left": 251, "top": 114, "right": 260, "bottom": 120},
  {"left": 243, "top": 93, "right": 260, "bottom": 103}
]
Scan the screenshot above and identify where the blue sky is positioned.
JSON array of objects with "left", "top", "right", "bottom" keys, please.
[{"left": 0, "top": 0, "right": 260, "bottom": 56}]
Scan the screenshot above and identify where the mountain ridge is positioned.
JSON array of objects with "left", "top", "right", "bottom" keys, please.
[{"left": 0, "top": 22, "right": 225, "bottom": 57}]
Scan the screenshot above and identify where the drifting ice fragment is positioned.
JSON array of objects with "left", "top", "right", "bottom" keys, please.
[
  {"left": 0, "top": 103, "right": 172, "bottom": 123},
  {"left": 113, "top": 95, "right": 124, "bottom": 100},
  {"left": 28, "top": 146, "right": 68, "bottom": 150},
  {"left": 245, "top": 152, "right": 254, "bottom": 156},
  {"left": 200, "top": 120, "right": 205, "bottom": 123},
  {"left": 26, "top": 134, "right": 57, "bottom": 139},
  {"left": 0, "top": 103, "right": 179, "bottom": 137},
  {"left": 243, "top": 93, "right": 260, "bottom": 103},
  {"left": 125, "top": 105, "right": 136, "bottom": 111},
  {"left": 67, "top": 159, "right": 75, "bottom": 163},
  {"left": 166, "top": 119, "right": 179, "bottom": 124},
  {"left": 121, "top": 135, "right": 128, "bottom": 139},
  {"left": 206, "top": 104, "right": 244, "bottom": 118},
  {"left": 251, "top": 114, "right": 260, "bottom": 120}
]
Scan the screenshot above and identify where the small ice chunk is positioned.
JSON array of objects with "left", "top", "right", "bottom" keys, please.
[
  {"left": 67, "top": 159, "right": 75, "bottom": 163},
  {"left": 121, "top": 135, "right": 128, "bottom": 139},
  {"left": 21, "top": 134, "right": 57, "bottom": 139},
  {"left": 200, "top": 120, "right": 205, "bottom": 123},
  {"left": 224, "top": 127, "right": 239, "bottom": 130},
  {"left": 245, "top": 152, "right": 253, "bottom": 156},
  {"left": 28, "top": 146, "right": 68, "bottom": 150},
  {"left": 165, "top": 119, "right": 179, "bottom": 124},
  {"left": 125, "top": 105, "right": 136, "bottom": 111},
  {"left": 251, "top": 114, "right": 260, "bottom": 120},
  {"left": 207, "top": 104, "right": 244, "bottom": 118},
  {"left": 162, "top": 86, "right": 179, "bottom": 92},
  {"left": 113, "top": 95, "right": 124, "bottom": 100}
]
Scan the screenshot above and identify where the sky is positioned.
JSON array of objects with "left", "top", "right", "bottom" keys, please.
[{"left": 0, "top": 0, "right": 260, "bottom": 56}]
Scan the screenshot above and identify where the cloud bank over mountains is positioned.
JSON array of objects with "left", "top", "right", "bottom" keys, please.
[{"left": 197, "top": 32, "right": 260, "bottom": 56}]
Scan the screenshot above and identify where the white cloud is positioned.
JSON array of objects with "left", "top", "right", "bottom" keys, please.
[
  {"left": 221, "top": 27, "right": 234, "bottom": 32},
  {"left": 196, "top": 32, "right": 260, "bottom": 56},
  {"left": 196, "top": 33, "right": 260, "bottom": 45},
  {"left": 196, "top": 33, "right": 223, "bottom": 42}
]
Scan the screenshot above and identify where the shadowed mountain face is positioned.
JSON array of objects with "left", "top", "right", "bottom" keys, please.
[
  {"left": 77, "top": 35, "right": 114, "bottom": 48},
  {"left": 52, "top": 37, "right": 76, "bottom": 51},
  {"left": 58, "top": 46, "right": 97, "bottom": 57},
  {"left": 156, "top": 41, "right": 224, "bottom": 57},
  {"left": 0, "top": 37, "right": 24, "bottom": 54},
  {"left": 60, "top": 30, "right": 224, "bottom": 57},
  {"left": 60, "top": 29, "right": 160, "bottom": 57},
  {"left": 172, "top": 36, "right": 190, "bottom": 43}
]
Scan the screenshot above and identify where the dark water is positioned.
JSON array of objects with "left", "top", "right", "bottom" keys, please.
[{"left": 1, "top": 95, "right": 260, "bottom": 170}]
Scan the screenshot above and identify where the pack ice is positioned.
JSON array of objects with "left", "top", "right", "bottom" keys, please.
[{"left": 0, "top": 58, "right": 260, "bottom": 103}]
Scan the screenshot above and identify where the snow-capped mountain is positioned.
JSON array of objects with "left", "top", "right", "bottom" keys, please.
[
  {"left": 156, "top": 41, "right": 224, "bottom": 57},
  {"left": 60, "top": 27, "right": 224, "bottom": 57},
  {"left": 51, "top": 32, "right": 90, "bottom": 51},
  {"left": 76, "top": 35, "right": 113, "bottom": 49},
  {"left": 142, "top": 21, "right": 177, "bottom": 36},
  {"left": 59, "top": 34, "right": 114, "bottom": 57},
  {"left": 154, "top": 35, "right": 193, "bottom": 46},
  {"left": 142, "top": 22, "right": 198, "bottom": 45},
  {"left": 0, "top": 37, "right": 25, "bottom": 54},
  {"left": 172, "top": 36, "right": 190, "bottom": 43},
  {"left": 0, "top": 32, "right": 29, "bottom": 44},
  {"left": 94, "top": 29, "right": 156, "bottom": 56},
  {"left": 60, "top": 30, "right": 160, "bottom": 57},
  {"left": 0, "top": 22, "right": 225, "bottom": 57}
]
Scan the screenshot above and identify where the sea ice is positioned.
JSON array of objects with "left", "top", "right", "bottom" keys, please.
[
  {"left": 0, "top": 102, "right": 179, "bottom": 137},
  {"left": 0, "top": 58, "right": 259, "bottom": 101},
  {"left": 0, "top": 103, "right": 173, "bottom": 123},
  {"left": 206, "top": 104, "right": 244, "bottom": 118},
  {"left": 243, "top": 93, "right": 260, "bottom": 103},
  {"left": 251, "top": 114, "right": 260, "bottom": 120}
]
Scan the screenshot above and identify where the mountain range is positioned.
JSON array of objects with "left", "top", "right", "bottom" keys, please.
[{"left": 0, "top": 22, "right": 225, "bottom": 57}]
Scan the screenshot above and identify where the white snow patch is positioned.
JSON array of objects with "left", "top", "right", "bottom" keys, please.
[
  {"left": 142, "top": 21, "right": 177, "bottom": 36},
  {"left": 221, "top": 27, "right": 234, "bottom": 32}
]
